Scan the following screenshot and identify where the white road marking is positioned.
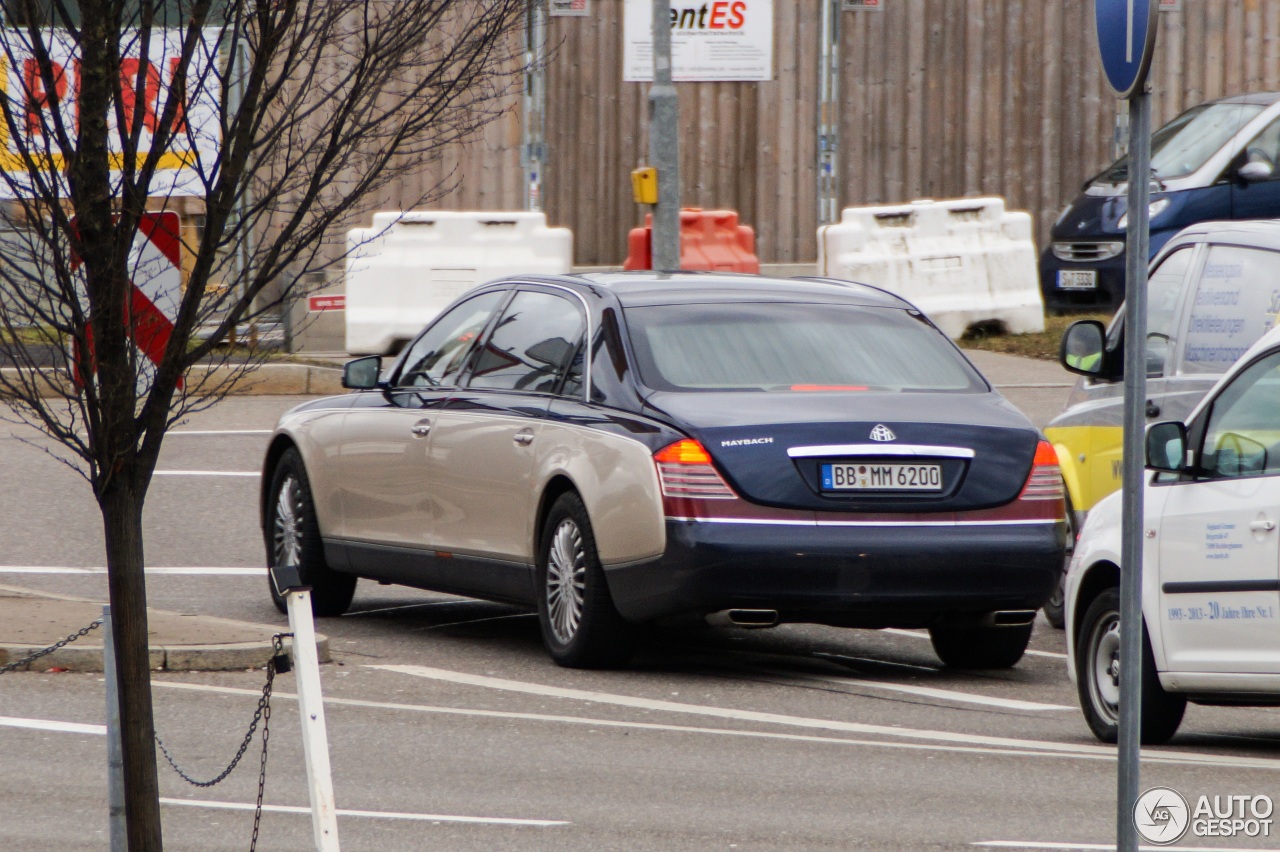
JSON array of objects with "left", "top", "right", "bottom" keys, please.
[
  {"left": 967, "top": 839, "right": 1280, "bottom": 844},
  {"left": 883, "top": 628, "right": 1069, "bottom": 660},
  {"left": 154, "top": 681, "right": 1280, "bottom": 771},
  {"left": 0, "top": 566, "right": 263, "bottom": 575},
  {"left": 146, "top": 684, "right": 1110, "bottom": 763},
  {"left": 153, "top": 470, "right": 260, "bottom": 477},
  {"left": 0, "top": 716, "right": 105, "bottom": 735},
  {"left": 365, "top": 665, "right": 1280, "bottom": 770},
  {"left": 167, "top": 429, "right": 273, "bottom": 436},
  {"left": 160, "top": 797, "right": 568, "bottom": 826},
  {"left": 763, "top": 669, "right": 1073, "bottom": 711}
]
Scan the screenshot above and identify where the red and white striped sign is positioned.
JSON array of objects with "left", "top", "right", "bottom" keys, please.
[{"left": 75, "top": 212, "right": 184, "bottom": 391}]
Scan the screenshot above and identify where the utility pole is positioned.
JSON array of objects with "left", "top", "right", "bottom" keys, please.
[
  {"left": 649, "top": 0, "right": 680, "bottom": 270},
  {"left": 523, "top": 0, "right": 546, "bottom": 211}
]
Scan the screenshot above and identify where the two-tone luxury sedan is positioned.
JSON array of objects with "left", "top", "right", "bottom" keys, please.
[{"left": 262, "top": 272, "right": 1065, "bottom": 668}]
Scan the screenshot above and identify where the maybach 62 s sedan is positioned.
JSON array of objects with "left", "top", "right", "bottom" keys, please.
[{"left": 261, "top": 272, "right": 1066, "bottom": 668}]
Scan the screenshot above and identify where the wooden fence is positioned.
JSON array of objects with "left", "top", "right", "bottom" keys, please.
[{"left": 369, "top": 0, "right": 1280, "bottom": 266}]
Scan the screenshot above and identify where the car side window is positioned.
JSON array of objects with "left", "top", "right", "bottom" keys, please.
[
  {"left": 1142, "top": 247, "right": 1194, "bottom": 377},
  {"left": 1180, "top": 245, "right": 1280, "bottom": 375},
  {"left": 467, "top": 290, "right": 586, "bottom": 394},
  {"left": 395, "top": 291, "right": 505, "bottom": 389},
  {"left": 1200, "top": 351, "right": 1280, "bottom": 479}
]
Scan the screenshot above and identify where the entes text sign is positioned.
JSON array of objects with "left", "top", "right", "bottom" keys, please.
[{"left": 623, "top": 0, "right": 773, "bottom": 82}]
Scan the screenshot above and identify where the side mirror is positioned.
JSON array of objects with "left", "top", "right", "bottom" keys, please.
[
  {"left": 1239, "top": 160, "right": 1274, "bottom": 183},
  {"left": 342, "top": 355, "right": 383, "bottom": 390},
  {"left": 1146, "top": 421, "right": 1188, "bottom": 473},
  {"left": 1060, "top": 320, "right": 1108, "bottom": 378}
]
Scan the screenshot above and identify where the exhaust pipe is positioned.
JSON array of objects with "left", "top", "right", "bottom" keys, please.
[
  {"left": 706, "top": 609, "right": 780, "bottom": 629},
  {"left": 991, "top": 610, "right": 1037, "bottom": 627}
]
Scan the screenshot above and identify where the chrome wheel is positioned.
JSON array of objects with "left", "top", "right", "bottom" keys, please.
[
  {"left": 1086, "top": 609, "right": 1121, "bottom": 725},
  {"left": 546, "top": 518, "right": 586, "bottom": 645},
  {"left": 273, "top": 474, "right": 304, "bottom": 568}
]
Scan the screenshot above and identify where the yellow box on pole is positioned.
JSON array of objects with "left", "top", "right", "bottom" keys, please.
[{"left": 631, "top": 167, "right": 658, "bottom": 205}]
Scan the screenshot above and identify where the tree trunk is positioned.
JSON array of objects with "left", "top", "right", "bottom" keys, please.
[{"left": 101, "top": 485, "right": 164, "bottom": 851}]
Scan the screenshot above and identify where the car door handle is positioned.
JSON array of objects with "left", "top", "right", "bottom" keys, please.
[
  {"left": 513, "top": 428, "right": 534, "bottom": 446},
  {"left": 1250, "top": 518, "right": 1276, "bottom": 532},
  {"left": 411, "top": 419, "right": 431, "bottom": 438}
]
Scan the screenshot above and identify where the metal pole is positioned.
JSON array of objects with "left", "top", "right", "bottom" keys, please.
[
  {"left": 1116, "top": 87, "right": 1151, "bottom": 852},
  {"left": 649, "top": 0, "right": 681, "bottom": 270},
  {"left": 817, "top": 0, "right": 840, "bottom": 226},
  {"left": 103, "top": 605, "right": 126, "bottom": 852},
  {"left": 286, "top": 590, "right": 340, "bottom": 851},
  {"left": 523, "top": 0, "right": 546, "bottom": 211}
]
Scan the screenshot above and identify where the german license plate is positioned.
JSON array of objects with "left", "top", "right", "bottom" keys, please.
[
  {"left": 1057, "top": 270, "right": 1097, "bottom": 290},
  {"left": 821, "top": 462, "right": 943, "bottom": 491}
]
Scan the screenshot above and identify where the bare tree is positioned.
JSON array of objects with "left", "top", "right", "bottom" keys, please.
[{"left": 0, "top": 0, "right": 528, "bottom": 846}]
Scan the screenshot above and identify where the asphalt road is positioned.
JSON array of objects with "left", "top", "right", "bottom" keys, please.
[{"left": 4, "top": 362, "right": 1280, "bottom": 851}]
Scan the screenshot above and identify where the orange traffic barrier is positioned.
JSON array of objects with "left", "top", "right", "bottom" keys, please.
[{"left": 624, "top": 208, "right": 760, "bottom": 273}]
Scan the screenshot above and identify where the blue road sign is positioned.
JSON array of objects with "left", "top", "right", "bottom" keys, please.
[{"left": 1095, "top": 0, "right": 1159, "bottom": 99}]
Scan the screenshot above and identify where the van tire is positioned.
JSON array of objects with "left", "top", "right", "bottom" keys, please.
[{"left": 1075, "top": 587, "right": 1185, "bottom": 744}]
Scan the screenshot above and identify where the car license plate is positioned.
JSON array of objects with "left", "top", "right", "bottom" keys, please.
[
  {"left": 821, "top": 462, "right": 943, "bottom": 491},
  {"left": 1057, "top": 270, "right": 1097, "bottom": 290}
]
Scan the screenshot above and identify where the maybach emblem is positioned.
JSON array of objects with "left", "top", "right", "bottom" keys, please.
[{"left": 869, "top": 424, "right": 896, "bottom": 442}]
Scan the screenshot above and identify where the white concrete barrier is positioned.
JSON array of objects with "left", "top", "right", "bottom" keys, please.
[
  {"left": 345, "top": 211, "right": 573, "bottom": 355},
  {"left": 817, "top": 198, "right": 1045, "bottom": 339}
]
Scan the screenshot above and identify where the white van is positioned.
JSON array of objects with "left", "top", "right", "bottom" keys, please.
[
  {"left": 1065, "top": 323, "right": 1280, "bottom": 744},
  {"left": 1043, "top": 219, "right": 1280, "bottom": 626}
]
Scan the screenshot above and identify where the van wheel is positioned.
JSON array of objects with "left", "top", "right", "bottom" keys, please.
[
  {"left": 1043, "top": 492, "right": 1076, "bottom": 629},
  {"left": 1075, "top": 587, "right": 1185, "bottom": 744},
  {"left": 537, "top": 493, "right": 636, "bottom": 669},
  {"left": 267, "top": 448, "right": 356, "bottom": 617},
  {"left": 929, "top": 623, "right": 1032, "bottom": 669}
]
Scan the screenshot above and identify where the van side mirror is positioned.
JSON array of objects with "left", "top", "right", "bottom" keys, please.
[
  {"left": 1146, "top": 421, "right": 1188, "bottom": 473},
  {"left": 1239, "top": 160, "right": 1274, "bottom": 183},
  {"left": 1060, "top": 320, "right": 1110, "bottom": 379},
  {"left": 342, "top": 356, "right": 383, "bottom": 390}
]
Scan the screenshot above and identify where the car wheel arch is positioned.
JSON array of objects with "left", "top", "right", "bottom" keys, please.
[
  {"left": 1073, "top": 560, "right": 1119, "bottom": 640},
  {"left": 535, "top": 474, "right": 582, "bottom": 556},
  {"left": 261, "top": 435, "right": 299, "bottom": 531}
]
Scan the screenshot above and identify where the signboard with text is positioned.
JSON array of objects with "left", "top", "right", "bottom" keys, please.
[
  {"left": 0, "top": 29, "right": 220, "bottom": 198},
  {"left": 623, "top": 0, "right": 773, "bottom": 82},
  {"left": 550, "top": 0, "right": 590, "bottom": 16}
]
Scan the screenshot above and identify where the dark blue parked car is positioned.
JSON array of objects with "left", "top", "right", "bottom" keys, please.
[{"left": 1041, "top": 92, "right": 1280, "bottom": 311}]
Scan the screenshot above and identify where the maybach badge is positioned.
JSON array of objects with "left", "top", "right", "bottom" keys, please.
[{"left": 869, "top": 424, "right": 896, "bottom": 442}]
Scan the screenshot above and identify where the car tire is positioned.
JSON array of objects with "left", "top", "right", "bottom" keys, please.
[
  {"left": 1042, "top": 491, "right": 1076, "bottom": 630},
  {"left": 929, "top": 622, "right": 1033, "bottom": 669},
  {"left": 536, "top": 492, "right": 636, "bottom": 669},
  {"left": 1075, "top": 587, "right": 1186, "bottom": 745},
  {"left": 266, "top": 448, "right": 356, "bottom": 618}
]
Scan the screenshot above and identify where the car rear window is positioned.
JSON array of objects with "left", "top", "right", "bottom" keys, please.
[{"left": 624, "top": 302, "right": 986, "bottom": 393}]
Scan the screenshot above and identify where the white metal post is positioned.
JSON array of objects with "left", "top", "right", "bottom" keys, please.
[{"left": 285, "top": 590, "right": 341, "bottom": 851}]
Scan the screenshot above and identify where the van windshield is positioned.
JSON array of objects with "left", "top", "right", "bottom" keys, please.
[{"left": 1094, "top": 102, "right": 1265, "bottom": 184}]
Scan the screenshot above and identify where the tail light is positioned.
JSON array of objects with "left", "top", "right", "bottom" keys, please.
[
  {"left": 654, "top": 439, "right": 736, "bottom": 499},
  {"left": 1019, "top": 441, "right": 1065, "bottom": 501}
]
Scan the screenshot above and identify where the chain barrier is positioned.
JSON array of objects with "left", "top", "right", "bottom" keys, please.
[
  {"left": 0, "top": 618, "right": 102, "bottom": 674},
  {"left": 155, "top": 633, "right": 292, "bottom": 852}
]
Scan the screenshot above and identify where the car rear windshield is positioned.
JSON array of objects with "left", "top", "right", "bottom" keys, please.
[
  {"left": 625, "top": 302, "right": 986, "bottom": 393},
  {"left": 1095, "top": 101, "right": 1265, "bottom": 183}
]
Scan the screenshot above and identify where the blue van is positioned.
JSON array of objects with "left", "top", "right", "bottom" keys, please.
[{"left": 1040, "top": 92, "right": 1280, "bottom": 311}]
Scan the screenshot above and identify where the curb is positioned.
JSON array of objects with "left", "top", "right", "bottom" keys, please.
[{"left": 0, "top": 584, "right": 329, "bottom": 673}]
